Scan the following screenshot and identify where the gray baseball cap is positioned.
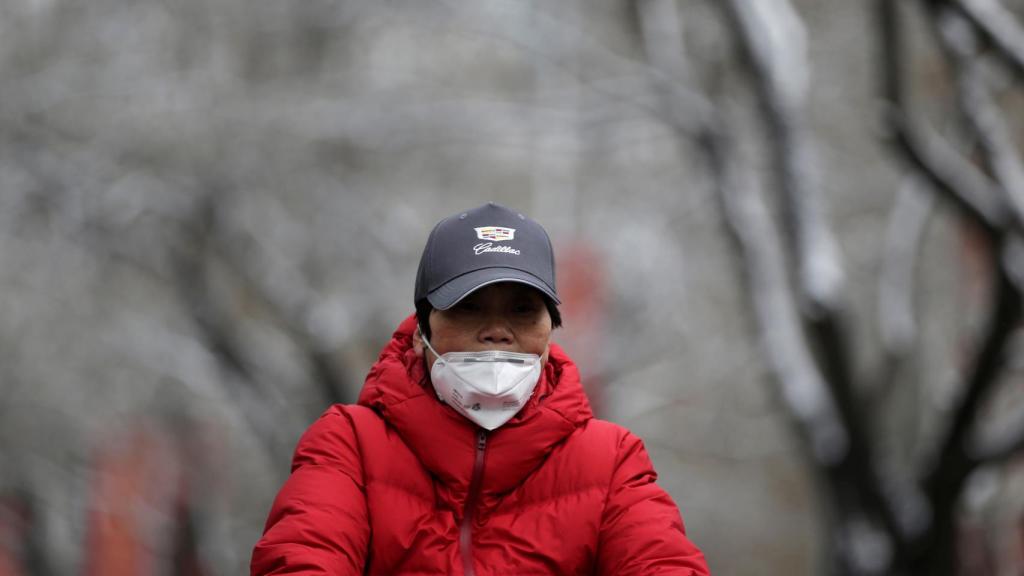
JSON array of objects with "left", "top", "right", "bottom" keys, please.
[{"left": 414, "top": 202, "right": 560, "bottom": 310}]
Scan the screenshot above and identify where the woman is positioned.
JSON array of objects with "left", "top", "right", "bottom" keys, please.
[{"left": 251, "top": 203, "right": 710, "bottom": 575}]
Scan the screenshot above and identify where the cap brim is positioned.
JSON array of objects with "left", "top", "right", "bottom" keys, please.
[{"left": 426, "top": 268, "right": 560, "bottom": 310}]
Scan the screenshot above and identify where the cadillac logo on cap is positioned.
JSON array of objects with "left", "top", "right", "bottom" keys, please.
[{"left": 475, "top": 226, "right": 516, "bottom": 242}]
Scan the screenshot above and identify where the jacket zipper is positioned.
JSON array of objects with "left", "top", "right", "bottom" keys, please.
[{"left": 460, "top": 430, "right": 487, "bottom": 576}]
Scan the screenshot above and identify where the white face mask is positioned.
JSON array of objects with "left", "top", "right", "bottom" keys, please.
[{"left": 419, "top": 328, "right": 542, "bottom": 430}]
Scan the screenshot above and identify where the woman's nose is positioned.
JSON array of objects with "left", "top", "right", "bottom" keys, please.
[{"left": 479, "top": 318, "right": 514, "bottom": 344}]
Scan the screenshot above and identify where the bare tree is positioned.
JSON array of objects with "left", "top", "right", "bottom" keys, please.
[{"left": 633, "top": 0, "right": 1024, "bottom": 573}]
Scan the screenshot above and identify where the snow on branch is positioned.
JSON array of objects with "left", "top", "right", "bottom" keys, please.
[
  {"left": 882, "top": 110, "right": 1010, "bottom": 233},
  {"left": 710, "top": 121, "right": 850, "bottom": 467},
  {"left": 634, "top": 0, "right": 850, "bottom": 467},
  {"left": 879, "top": 179, "right": 935, "bottom": 364},
  {"left": 936, "top": 6, "right": 1024, "bottom": 232},
  {"left": 970, "top": 397, "right": 1024, "bottom": 465},
  {"left": 724, "top": 0, "right": 845, "bottom": 318},
  {"left": 881, "top": 2, "right": 1024, "bottom": 558},
  {"left": 879, "top": 1, "right": 1010, "bottom": 236},
  {"left": 953, "top": 0, "right": 1024, "bottom": 77}
]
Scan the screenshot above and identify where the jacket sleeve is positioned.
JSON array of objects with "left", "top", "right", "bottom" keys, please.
[
  {"left": 251, "top": 406, "right": 369, "bottom": 575},
  {"left": 596, "top": 430, "right": 710, "bottom": 575}
]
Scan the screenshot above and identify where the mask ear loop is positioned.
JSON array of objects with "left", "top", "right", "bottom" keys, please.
[{"left": 418, "top": 325, "right": 444, "bottom": 363}]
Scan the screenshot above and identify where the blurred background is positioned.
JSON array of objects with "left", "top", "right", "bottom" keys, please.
[{"left": 2, "top": 0, "right": 1024, "bottom": 574}]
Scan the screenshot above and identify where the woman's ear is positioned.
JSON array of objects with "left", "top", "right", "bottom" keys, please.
[{"left": 412, "top": 325, "right": 425, "bottom": 358}]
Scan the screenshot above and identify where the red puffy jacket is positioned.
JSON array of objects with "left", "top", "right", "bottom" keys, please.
[{"left": 252, "top": 315, "right": 709, "bottom": 575}]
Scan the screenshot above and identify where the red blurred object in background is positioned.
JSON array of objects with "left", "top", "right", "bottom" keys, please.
[{"left": 557, "top": 241, "right": 607, "bottom": 414}]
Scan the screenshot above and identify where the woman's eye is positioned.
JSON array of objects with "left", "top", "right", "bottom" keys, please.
[
  {"left": 513, "top": 303, "right": 539, "bottom": 315},
  {"left": 455, "top": 301, "right": 480, "bottom": 312}
]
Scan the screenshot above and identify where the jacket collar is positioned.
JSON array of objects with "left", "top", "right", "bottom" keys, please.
[{"left": 357, "top": 314, "right": 594, "bottom": 500}]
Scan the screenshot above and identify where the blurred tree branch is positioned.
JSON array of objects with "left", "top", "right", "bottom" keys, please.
[
  {"left": 969, "top": 374, "right": 1024, "bottom": 464},
  {"left": 951, "top": 0, "right": 1024, "bottom": 76},
  {"left": 880, "top": 0, "right": 1024, "bottom": 572},
  {"left": 722, "top": 1, "right": 911, "bottom": 572},
  {"left": 637, "top": 0, "right": 1024, "bottom": 573},
  {"left": 937, "top": 6, "right": 1024, "bottom": 223},
  {"left": 876, "top": 178, "right": 935, "bottom": 396},
  {"left": 880, "top": 1, "right": 1017, "bottom": 236}
]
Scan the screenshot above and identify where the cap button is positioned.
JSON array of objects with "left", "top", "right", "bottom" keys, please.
[
  {"left": 459, "top": 213, "right": 467, "bottom": 220},
  {"left": 518, "top": 214, "right": 525, "bottom": 220}
]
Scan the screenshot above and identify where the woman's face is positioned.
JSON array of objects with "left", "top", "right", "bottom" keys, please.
[{"left": 413, "top": 282, "right": 552, "bottom": 366}]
